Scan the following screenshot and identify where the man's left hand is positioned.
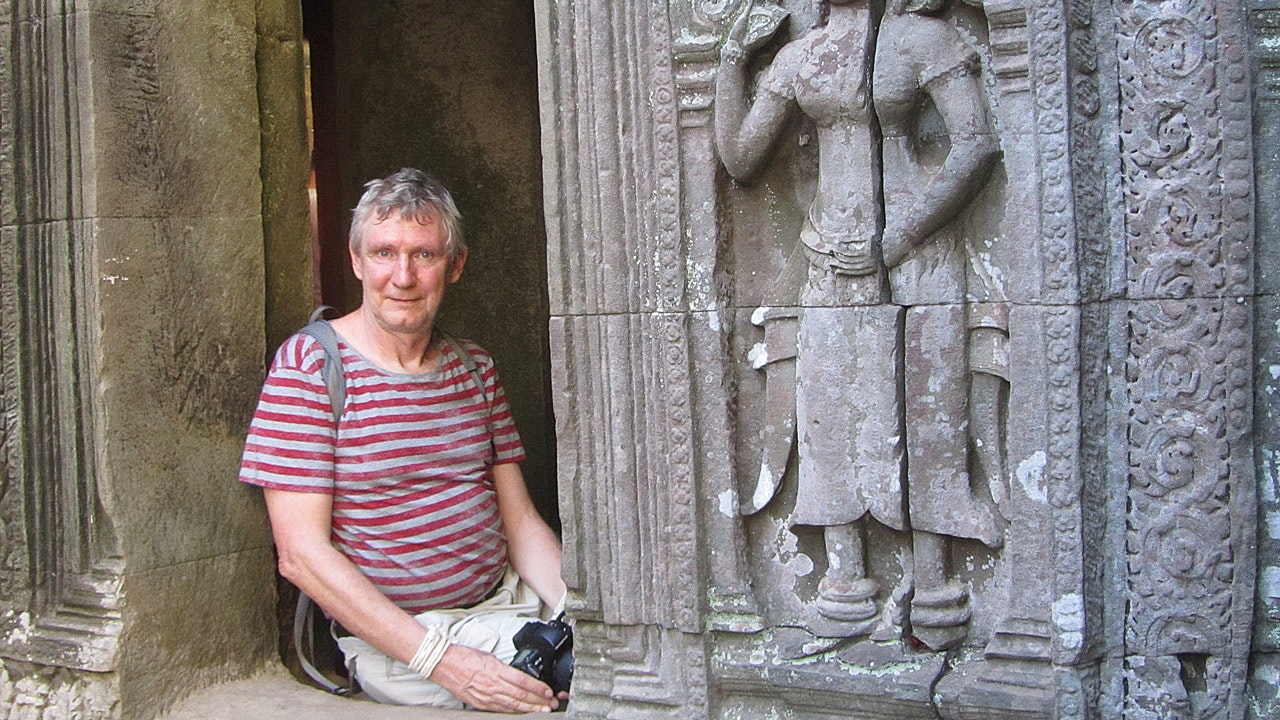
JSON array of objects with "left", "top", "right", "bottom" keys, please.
[{"left": 431, "top": 644, "right": 561, "bottom": 713}]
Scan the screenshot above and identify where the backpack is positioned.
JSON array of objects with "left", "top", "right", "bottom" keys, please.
[{"left": 291, "top": 306, "right": 490, "bottom": 694}]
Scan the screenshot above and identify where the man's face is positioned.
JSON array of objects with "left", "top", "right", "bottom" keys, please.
[{"left": 351, "top": 215, "right": 466, "bottom": 338}]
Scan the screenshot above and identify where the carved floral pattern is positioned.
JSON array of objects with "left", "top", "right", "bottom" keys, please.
[{"left": 1119, "top": 1, "right": 1254, "bottom": 717}]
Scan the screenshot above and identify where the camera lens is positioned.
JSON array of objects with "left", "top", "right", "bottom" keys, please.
[{"left": 549, "top": 647, "right": 574, "bottom": 694}]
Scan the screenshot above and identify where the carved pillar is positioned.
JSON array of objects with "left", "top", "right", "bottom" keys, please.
[
  {"left": 1115, "top": 2, "right": 1257, "bottom": 718},
  {"left": 671, "top": 0, "right": 765, "bottom": 635},
  {"left": 932, "top": 0, "right": 1095, "bottom": 715},
  {"left": 1, "top": 2, "right": 278, "bottom": 716},
  {"left": 538, "top": 1, "right": 710, "bottom": 716},
  {"left": 0, "top": 5, "right": 124, "bottom": 712},
  {"left": 1249, "top": 2, "right": 1280, "bottom": 718}
]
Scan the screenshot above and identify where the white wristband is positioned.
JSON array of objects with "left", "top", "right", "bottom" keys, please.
[{"left": 407, "top": 625, "right": 450, "bottom": 679}]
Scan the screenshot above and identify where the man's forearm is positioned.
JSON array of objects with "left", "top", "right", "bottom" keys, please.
[
  {"left": 266, "top": 489, "right": 428, "bottom": 665},
  {"left": 508, "top": 515, "right": 567, "bottom": 611},
  {"left": 492, "top": 463, "right": 568, "bottom": 610}
]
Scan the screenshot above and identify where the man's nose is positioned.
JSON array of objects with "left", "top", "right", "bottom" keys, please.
[{"left": 392, "top": 255, "right": 416, "bottom": 286}]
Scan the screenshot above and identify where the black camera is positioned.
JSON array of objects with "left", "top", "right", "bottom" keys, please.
[{"left": 510, "top": 612, "right": 574, "bottom": 697}]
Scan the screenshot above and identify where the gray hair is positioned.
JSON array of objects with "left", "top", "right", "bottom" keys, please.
[{"left": 349, "top": 168, "right": 465, "bottom": 259}]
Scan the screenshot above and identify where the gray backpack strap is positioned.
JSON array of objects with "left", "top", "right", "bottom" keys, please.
[
  {"left": 293, "top": 591, "right": 351, "bottom": 695},
  {"left": 436, "top": 330, "right": 496, "bottom": 448},
  {"left": 298, "top": 307, "right": 346, "bottom": 422},
  {"left": 436, "top": 330, "right": 490, "bottom": 410},
  {"left": 292, "top": 306, "right": 353, "bottom": 695}
]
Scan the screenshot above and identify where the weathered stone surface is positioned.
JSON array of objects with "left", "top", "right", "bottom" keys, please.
[
  {"left": 0, "top": 662, "right": 119, "bottom": 719},
  {"left": 119, "top": 548, "right": 277, "bottom": 720},
  {"left": 94, "top": 215, "right": 268, "bottom": 571},
  {"left": 0, "top": 13, "right": 14, "bottom": 229},
  {"left": 1253, "top": 4, "right": 1280, "bottom": 715},
  {"left": 3, "top": 1, "right": 273, "bottom": 717},
  {"left": 85, "top": 3, "right": 262, "bottom": 219},
  {"left": 2, "top": 4, "right": 121, "bottom": 700},
  {"left": 159, "top": 664, "right": 489, "bottom": 720},
  {"left": 256, "top": 30, "right": 314, "bottom": 352},
  {"left": 253, "top": 0, "right": 303, "bottom": 42},
  {"left": 537, "top": 0, "right": 1267, "bottom": 718}
]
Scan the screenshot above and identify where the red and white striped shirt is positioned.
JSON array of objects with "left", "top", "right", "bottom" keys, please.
[{"left": 239, "top": 332, "right": 526, "bottom": 612}]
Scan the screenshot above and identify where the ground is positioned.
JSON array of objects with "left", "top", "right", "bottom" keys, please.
[{"left": 160, "top": 665, "right": 539, "bottom": 719}]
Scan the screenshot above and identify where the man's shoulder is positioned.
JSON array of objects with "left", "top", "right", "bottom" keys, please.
[
  {"left": 439, "top": 332, "right": 496, "bottom": 369},
  {"left": 269, "top": 331, "right": 330, "bottom": 375}
]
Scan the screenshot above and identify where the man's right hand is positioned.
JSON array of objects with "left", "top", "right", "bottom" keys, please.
[{"left": 431, "top": 643, "right": 559, "bottom": 713}]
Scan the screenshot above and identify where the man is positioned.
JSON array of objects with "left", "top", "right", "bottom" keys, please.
[{"left": 239, "top": 168, "right": 567, "bottom": 712}]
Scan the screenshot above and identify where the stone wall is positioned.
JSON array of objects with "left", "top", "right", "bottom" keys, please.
[
  {"left": 0, "top": 1, "right": 291, "bottom": 717},
  {"left": 1249, "top": 3, "right": 1280, "bottom": 718},
  {"left": 537, "top": 1, "right": 1274, "bottom": 717}
]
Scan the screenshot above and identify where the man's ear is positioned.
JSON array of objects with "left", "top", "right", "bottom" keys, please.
[
  {"left": 448, "top": 247, "right": 468, "bottom": 284},
  {"left": 349, "top": 243, "right": 364, "bottom": 281}
]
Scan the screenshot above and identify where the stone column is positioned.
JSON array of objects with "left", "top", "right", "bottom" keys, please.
[
  {"left": 0, "top": 2, "right": 293, "bottom": 717},
  {"left": 537, "top": 1, "right": 711, "bottom": 716},
  {"left": 1114, "top": 2, "right": 1257, "bottom": 717},
  {"left": 1249, "top": 2, "right": 1280, "bottom": 718}
]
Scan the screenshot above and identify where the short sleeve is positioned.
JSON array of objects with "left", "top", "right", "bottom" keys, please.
[
  {"left": 238, "top": 334, "right": 339, "bottom": 493},
  {"left": 466, "top": 343, "right": 527, "bottom": 465}
]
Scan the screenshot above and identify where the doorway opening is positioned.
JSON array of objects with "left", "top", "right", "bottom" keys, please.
[
  {"left": 299, "top": 0, "right": 558, "bottom": 530},
  {"left": 278, "top": 0, "right": 558, "bottom": 688}
]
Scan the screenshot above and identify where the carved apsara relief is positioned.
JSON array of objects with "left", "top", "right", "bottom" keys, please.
[{"left": 715, "top": 0, "right": 1006, "bottom": 654}]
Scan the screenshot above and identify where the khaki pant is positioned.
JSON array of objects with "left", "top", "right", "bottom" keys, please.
[{"left": 336, "top": 569, "right": 544, "bottom": 707}]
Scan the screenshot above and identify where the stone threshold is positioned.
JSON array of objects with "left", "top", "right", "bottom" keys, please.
[{"left": 160, "top": 664, "right": 540, "bottom": 719}]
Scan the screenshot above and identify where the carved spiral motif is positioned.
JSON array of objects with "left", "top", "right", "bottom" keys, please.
[
  {"left": 1154, "top": 187, "right": 1215, "bottom": 248},
  {"left": 1144, "top": 345, "right": 1208, "bottom": 402},
  {"left": 1135, "top": 17, "right": 1205, "bottom": 80},
  {"left": 1147, "top": 513, "right": 1230, "bottom": 582},
  {"left": 1150, "top": 433, "right": 1197, "bottom": 494},
  {"left": 1143, "top": 104, "right": 1193, "bottom": 163}
]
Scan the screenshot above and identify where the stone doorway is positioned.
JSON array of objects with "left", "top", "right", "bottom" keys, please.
[
  {"left": 262, "top": 0, "right": 560, "bottom": 689},
  {"left": 3, "top": 1, "right": 1278, "bottom": 718},
  {"left": 293, "top": 0, "right": 559, "bottom": 529}
]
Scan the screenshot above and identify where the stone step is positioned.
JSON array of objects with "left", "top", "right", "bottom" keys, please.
[
  {"left": 37, "top": 605, "right": 119, "bottom": 629},
  {"left": 160, "top": 665, "right": 543, "bottom": 720}
]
